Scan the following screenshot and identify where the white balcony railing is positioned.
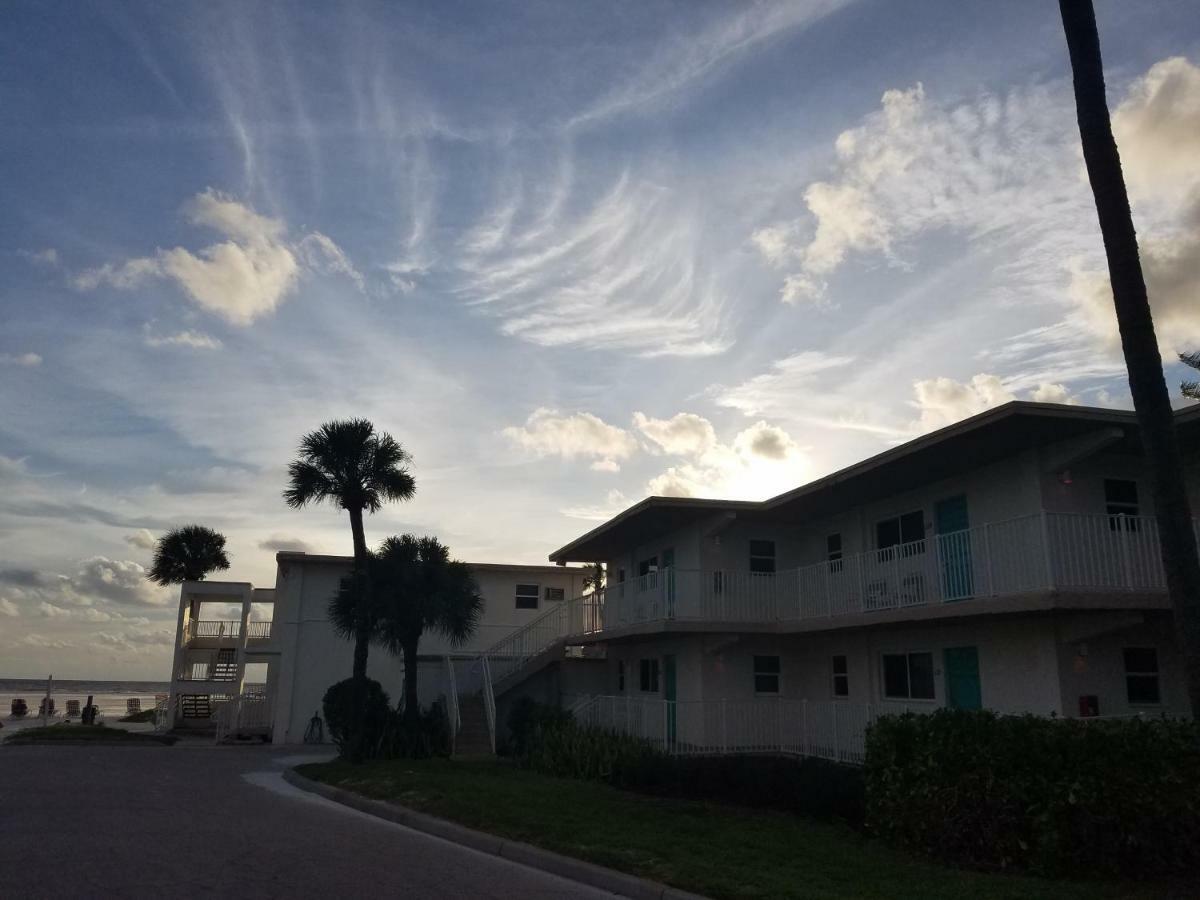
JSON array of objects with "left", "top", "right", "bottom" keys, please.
[
  {"left": 185, "top": 619, "right": 272, "bottom": 642},
  {"left": 574, "top": 695, "right": 880, "bottom": 765},
  {"left": 570, "top": 512, "right": 1188, "bottom": 634}
]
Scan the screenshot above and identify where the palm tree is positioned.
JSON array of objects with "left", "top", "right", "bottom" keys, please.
[
  {"left": 330, "top": 535, "right": 482, "bottom": 724},
  {"left": 1180, "top": 352, "right": 1200, "bottom": 401},
  {"left": 148, "top": 525, "right": 230, "bottom": 585},
  {"left": 284, "top": 419, "right": 416, "bottom": 688},
  {"left": 1059, "top": 0, "right": 1200, "bottom": 712}
]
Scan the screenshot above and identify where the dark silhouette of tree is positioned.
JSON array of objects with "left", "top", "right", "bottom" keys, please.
[
  {"left": 284, "top": 419, "right": 415, "bottom": 755},
  {"left": 582, "top": 561, "right": 605, "bottom": 593},
  {"left": 330, "top": 535, "right": 482, "bottom": 724},
  {"left": 148, "top": 525, "right": 230, "bottom": 585},
  {"left": 1180, "top": 352, "right": 1200, "bottom": 401},
  {"left": 1059, "top": 0, "right": 1200, "bottom": 713}
]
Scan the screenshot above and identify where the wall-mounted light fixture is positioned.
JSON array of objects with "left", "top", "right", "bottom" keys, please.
[{"left": 1058, "top": 469, "right": 1073, "bottom": 485}]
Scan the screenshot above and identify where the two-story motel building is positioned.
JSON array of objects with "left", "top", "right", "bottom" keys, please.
[{"left": 166, "top": 401, "right": 1198, "bottom": 754}]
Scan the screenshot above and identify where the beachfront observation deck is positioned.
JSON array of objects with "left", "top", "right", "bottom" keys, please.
[{"left": 167, "top": 582, "right": 278, "bottom": 737}]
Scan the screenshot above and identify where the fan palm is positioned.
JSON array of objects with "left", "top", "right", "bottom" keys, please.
[
  {"left": 1060, "top": 0, "right": 1200, "bottom": 711},
  {"left": 284, "top": 419, "right": 416, "bottom": 688},
  {"left": 1180, "top": 352, "right": 1200, "bottom": 401},
  {"left": 330, "top": 535, "right": 482, "bottom": 723},
  {"left": 148, "top": 525, "right": 230, "bottom": 585}
]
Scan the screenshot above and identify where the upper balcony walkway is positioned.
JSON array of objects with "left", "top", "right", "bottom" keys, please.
[
  {"left": 566, "top": 512, "right": 1194, "bottom": 638},
  {"left": 184, "top": 620, "right": 273, "bottom": 643}
]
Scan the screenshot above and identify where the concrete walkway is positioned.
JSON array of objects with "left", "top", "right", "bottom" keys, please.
[{"left": 0, "top": 743, "right": 617, "bottom": 899}]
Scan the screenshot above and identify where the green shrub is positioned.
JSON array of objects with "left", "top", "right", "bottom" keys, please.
[
  {"left": 616, "top": 754, "right": 865, "bottom": 825},
  {"left": 865, "top": 709, "right": 1200, "bottom": 877},
  {"left": 322, "top": 678, "right": 392, "bottom": 757},
  {"left": 505, "top": 698, "right": 573, "bottom": 758},
  {"left": 518, "top": 719, "right": 662, "bottom": 781},
  {"left": 379, "top": 702, "right": 450, "bottom": 759}
]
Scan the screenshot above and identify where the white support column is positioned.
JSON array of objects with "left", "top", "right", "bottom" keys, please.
[{"left": 165, "top": 586, "right": 190, "bottom": 729}]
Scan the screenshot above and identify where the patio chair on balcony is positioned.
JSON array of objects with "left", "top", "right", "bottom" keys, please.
[
  {"left": 126, "top": 698, "right": 142, "bottom": 715},
  {"left": 10, "top": 698, "right": 28, "bottom": 717},
  {"left": 38, "top": 697, "right": 55, "bottom": 717},
  {"left": 65, "top": 699, "right": 81, "bottom": 718}
]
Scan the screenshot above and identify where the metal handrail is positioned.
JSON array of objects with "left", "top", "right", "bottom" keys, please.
[
  {"left": 480, "top": 657, "right": 496, "bottom": 754},
  {"left": 443, "top": 655, "right": 461, "bottom": 755}
]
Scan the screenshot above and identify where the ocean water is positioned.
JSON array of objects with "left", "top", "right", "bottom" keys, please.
[{"left": 1, "top": 678, "right": 170, "bottom": 720}]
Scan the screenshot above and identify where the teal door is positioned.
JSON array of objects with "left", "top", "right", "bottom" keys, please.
[
  {"left": 664, "top": 654, "right": 677, "bottom": 746},
  {"left": 935, "top": 495, "right": 973, "bottom": 600},
  {"left": 944, "top": 647, "right": 982, "bottom": 710},
  {"left": 662, "top": 548, "right": 676, "bottom": 617}
]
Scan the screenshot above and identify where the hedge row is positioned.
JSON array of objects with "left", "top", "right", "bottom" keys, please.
[
  {"left": 506, "top": 698, "right": 864, "bottom": 823},
  {"left": 864, "top": 709, "right": 1200, "bottom": 877}
]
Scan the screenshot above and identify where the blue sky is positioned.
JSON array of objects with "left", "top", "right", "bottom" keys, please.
[{"left": 2, "top": 1, "right": 1199, "bottom": 678}]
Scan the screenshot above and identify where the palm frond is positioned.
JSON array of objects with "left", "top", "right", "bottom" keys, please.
[
  {"left": 283, "top": 460, "right": 338, "bottom": 508},
  {"left": 148, "top": 524, "right": 230, "bottom": 585}
]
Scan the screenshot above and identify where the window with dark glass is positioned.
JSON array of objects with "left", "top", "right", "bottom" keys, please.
[
  {"left": 639, "top": 658, "right": 660, "bottom": 693},
  {"left": 1105, "top": 479, "right": 1140, "bottom": 531},
  {"left": 827, "top": 533, "right": 843, "bottom": 572},
  {"left": 638, "top": 557, "right": 658, "bottom": 577},
  {"left": 749, "top": 540, "right": 776, "bottom": 574},
  {"left": 514, "top": 583, "right": 539, "bottom": 610},
  {"left": 831, "top": 655, "right": 849, "bottom": 697},
  {"left": 876, "top": 511, "right": 925, "bottom": 556},
  {"left": 544, "top": 587, "right": 565, "bottom": 603},
  {"left": 753, "top": 655, "right": 781, "bottom": 694},
  {"left": 882, "top": 652, "right": 935, "bottom": 700},
  {"left": 1123, "top": 647, "right": 1160, "bottom": 705},
  {"left": 617, "top": 659, "right": 626, "bottom": 692}
]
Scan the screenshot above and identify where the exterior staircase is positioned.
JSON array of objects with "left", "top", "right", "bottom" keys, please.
[{"left": 453, "top": 694, "right": 494, "bottom": 757}]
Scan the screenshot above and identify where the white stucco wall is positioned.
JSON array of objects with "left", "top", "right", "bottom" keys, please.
[{"left": 271, "top": 556, "right": 589, "bottom": 743}]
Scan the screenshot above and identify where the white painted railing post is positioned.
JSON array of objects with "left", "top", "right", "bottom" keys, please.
[
  {"left": 802, "top": 699, "right": 808, "bottom": 758},
  {"left": 832, "top": 705, "right": 840, "bottom": 763},
  {"left": 982, "top": 522, "right": 994, "bottom": 596},
  {"left": 721, "top": 698, "right": 728, "bottom": 753},
  {"left": 1039, "top": 511, "right": 1054, "bottom": 589},
  {"left": 778, "top": 695, "right": 784, "bottom": 752}
]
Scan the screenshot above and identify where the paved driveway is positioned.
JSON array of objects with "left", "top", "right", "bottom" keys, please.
[{"left": 0, "top": 742, "right": 616, "bottom": 899}]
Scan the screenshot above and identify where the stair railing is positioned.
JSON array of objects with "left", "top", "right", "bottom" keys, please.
[
  {"left": 443, "top": 655, "right": 461, "bottom": 755},
  {"left": 480, "top": 656, "right": 496, "bottom": 754}
]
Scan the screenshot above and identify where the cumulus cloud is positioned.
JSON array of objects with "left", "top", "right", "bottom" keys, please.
[
  {"left": 503, "top": 409, "right": 638, "bottom": 471},
  {"left": 643, "top": 417, "right": 812, "bottom": 500},
  {"left": 257, "top": 534, "right": 314, "bottom": 554},
  {"left": 17, "top": 633, "right": 74, "bottom": 650},
  {"left": 909, "top": 373, "right": 1082, "bottom": 433},
  {"left": 143, "top": 326, "right": 222, "bottom": 350},
  {"left": 0, "top": 558, "right": 171, "bottom": 612},
  {"left": 0, "top": 597, "right": 18, "bottom": 617},
  {"left": 124, "top": 529, "right": 158, "bottom": 551},
  {"left": 1112, "top": 57, "right": 1200, "bottom": 206},
  {"left": 18, "top": 247, "right": 58, "bottom": 267},
  {"left": 633, "top": 412, "right": 717, "bottom": 456},
  {"left": 1068, "top": 57, "right": 1200, "bottom": 354},
  {"left": 561, "top": 489, "right": 635, "bottom": 522},
  {"left": 73, "top": 189, "right": 361, "bottom": 326},
  {"left": 1030, "top": 382, "right": 1078, "bottom": 405},
  {"left": 750, "top": 79, "right": 1090, "bottom": 304},
  {"left": 0, "top": 352, "right": 42, "bottom": 366}
]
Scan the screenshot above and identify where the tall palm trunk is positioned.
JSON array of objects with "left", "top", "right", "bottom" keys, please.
[
  {"left": 347, "top": 505, "right": 372, "bottom": 760},
  {"left": 347, "top": 506, "right": 372, "bottom": 683},
  {"left": 402, "top": 638, "right": 420, "bottom": 726},
  {"left": 1060, "top": 0, "right": 1200, "bottom": 715}
]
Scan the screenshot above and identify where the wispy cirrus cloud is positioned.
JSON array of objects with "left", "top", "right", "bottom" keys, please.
[{"left": 456, "top": 171, "right": 732, "bottom": 357}]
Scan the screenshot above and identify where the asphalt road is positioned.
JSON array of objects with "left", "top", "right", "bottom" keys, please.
[{"left": 0, "top": 742, "right": 617, "bottom": 899}]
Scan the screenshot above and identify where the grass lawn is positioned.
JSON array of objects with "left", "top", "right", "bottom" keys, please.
[
  {"left": 298, "top": 758, "right": 1163, "bottom": 900},
  {"left": 3, "top": 724, "right": 175, "bottom": 745}
]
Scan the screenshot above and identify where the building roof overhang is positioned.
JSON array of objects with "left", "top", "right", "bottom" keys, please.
[{"left": 548, "top": 401, "right": 1200, "bottom": 563}]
